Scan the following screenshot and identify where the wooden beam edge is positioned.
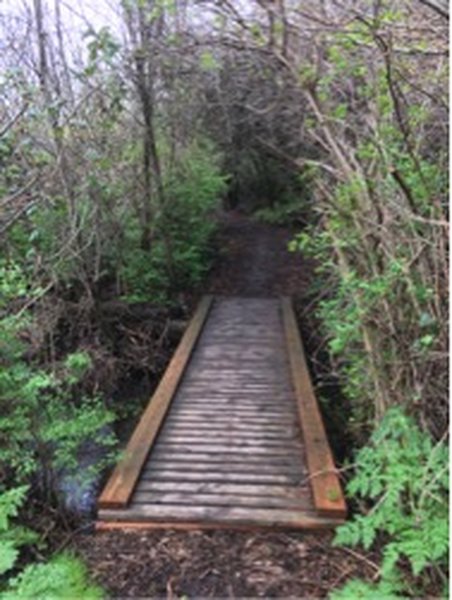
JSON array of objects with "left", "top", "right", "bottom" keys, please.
[
  {"left": 281, "top": 297, "right": 347, "bottom": 519},
  {"left": 98, "top": 295, "right": 214, "bottom": 510},
  {"left": 95, "top": 515, "right": 345, "bottom": 532}
]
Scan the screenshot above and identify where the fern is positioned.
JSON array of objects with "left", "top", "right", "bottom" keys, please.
[
  {"left": 0, "top": 487, "right": 103, "bottom": 598},
  {"left": 0, "top": 540, "right": 19, "bottom": 577},
  {"left": 332, "top": 408, "right": 449, "bottom": 597},
  {"left": 3, "top": 553, "right": 103, "bottom": 600},
  {"left": 331, "top": 577, "right": 403, "bottom": 599}
]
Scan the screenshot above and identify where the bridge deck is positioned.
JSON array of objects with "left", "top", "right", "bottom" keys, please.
[{"left": 97, "top": 297, "right": 346, "bottom": 530}]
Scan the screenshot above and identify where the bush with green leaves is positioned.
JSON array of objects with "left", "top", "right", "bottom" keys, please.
[
  {"left": 160, "top": 139, "right": 228, "bottom": 288},
  {"left": 332, "top": 408, "right": 449, "bottom": 598},
  {"left": 120, "top": 139, "right": 228, "bottom": 303},
  {"left": 0, "top": 486, "right": 103, "bottom": 599},
  {"left": 290, "top": 217, "right": 444, "bottom": 436},
  {"left": 0, "top": 260, "right": 116, "bottom": 502}
]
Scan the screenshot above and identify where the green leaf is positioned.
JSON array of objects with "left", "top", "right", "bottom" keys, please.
[
  {"left": 4, "top": 553, "right": 104, "bottom": 599},
  {"left": 0, "top": 486, "right": 28, "bottom": 531},
  {"left": 0, "top": 540, "right": 19, "bottom": 575},
  {"left": 199, "top": 51, "right": 218, "bottom": 71}
]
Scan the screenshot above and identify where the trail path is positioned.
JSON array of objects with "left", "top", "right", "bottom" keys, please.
[{"left": 205, "top": 211, "right": 309, "bottom": 297}]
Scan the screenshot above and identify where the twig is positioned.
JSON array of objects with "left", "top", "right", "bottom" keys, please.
[{"left": 339, "top": 546, "right": 381, "bottom": 575}]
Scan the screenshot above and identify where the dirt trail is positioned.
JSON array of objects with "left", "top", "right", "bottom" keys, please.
[
  {"left": 74, "top": 213, "right": 368, "bottom": 598},
  {"left": 204, "top": 211, "right": 310, "bottom": 297}
]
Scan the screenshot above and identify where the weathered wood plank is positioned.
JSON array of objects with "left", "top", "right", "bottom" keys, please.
[
  {"left": 134, "top": 481, "right": 310, "bottom": 498},
  {"left": 197, "top": 344, "right": 276, "bottom": 358},
  {"left": 170, "top": 408, "right": 295, "bottom": 418},
  {"left": 139, "top": 470, "right": 302, "bottom": 484},
  {"left": 156, "top": 435, "right": 302, "bottom": 448},
  {"left": 169, "top": 408, "right": 296, "bottom": 418},
  {"left": 182, "top": 376, "right": 289, "bottom": 390},
  {"left": 154, "top": 443, "right": 301, "bottom": 456},
  {"left": 96, "top": 518, "right": 342, "bottom": 531},
  {"left": 98, "top": 505, "right": 344, "bottom": 529},
  {"left": 179, "top": 388, "right": 292, "bottom": 397},
  {"left": 183, "top": 381, "right": 290, "bottom": 388},
  {"left": 175, "top": 394, "right": 293, "bottom": 403},
  {"left": 170, "top": 410, "right": 295, "bottom": 421},
  {"left": 168, "top": 417, "right": 296, "bottom": 427},
  {"left": 159, "top": 428, "right": 298, "bottom": 440},
  {"left": 281, "top": 297, "right": 347, "bottom": 518},
  {"left": 98, "top": 296, "right": 214, "bottom": 509},
  {"left": 164, "top": 422, "right": 296, "bottom": 433},
  {"left": 132, "top": 491, "right": 312, "bottom": 509},
  {"left": 143, "top": 461, "right": 304, "bottom": 475},
  {"left": 147, "top": 453, "right": 302, "bottom": 467},
  {"left": 172, "top": 400, "right": 294, "bottom": 410}
]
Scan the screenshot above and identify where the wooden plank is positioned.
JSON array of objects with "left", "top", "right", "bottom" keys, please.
[
  {"left": 165, "top": 422, "right": 297, "bottom": 432},
  {"left": 98, "top": 505, "right": 344, "bottom": 529},
  {"left": 172, "top": 400, "right": 294, "bottom": 409},
  {"left": 139, "top": 471, "right": 301, "bottom": 484},
  {"left": 143, "top": 461, "right": 304, "bottom": 475},
  {"left": 178, "top": 389, "right": 292, "bottom": 396},
  {"left": 180, "top": 377, "right": 288, "bottom": 385},
  {"left": 182, "top": 382, "right": 290, "bottom": 389},
  {"left": 168, "top": 411, "right": 295, "bottom": 420},
  {"left": 96, "top": 518, "right": 343, "bottom": 532},
  {"left": 195, "top": 349, "right": 279, "bottom": 361},
  {"left": 170, "top": 408, "right": 295, "bottom": 418},
  {"left": 181, "top": 381, "right": 288, "bottom": 387},
  {"left": 178, "top": 389, "right": 292, "bottom": 397},
  {"left": 156, "top": 435, "right": 302, "bottom": 448},
  {"left": 167, "top": 415, "right": 296, "bottom": 425},
  {"left": 173, "top": 394, "right": 293, "bottom": 403},
  {"left": 159, "top": 429, "right": 298, "bottom": 440},
  {"left": 281, "top": 297, "right": 347, "bottom": 518},
  {"left": 203, "top": 336, "right": 283, "bottom": 343},
  {"left": 190, "top": 350, "right": 285, "bottom": 358},
  {"left": 131, "top": 491, "right": 312, "bottom": 509},
  {"left": 179, "top": 396, "right": 290, "bottom": 403},
  {"left": 154, "top": 443, "right": 302, "bottom": 456},
  {"left": 98, "top": 296, "right": 214, "bottom": 509},
  {"left": 172, "top": 407, "right": 293, "bottom": 415},
  {"left": 186, "top": 376, "right": 286, "bottom": 382},
  {"left": 166, "top": 415, "right": 295, "bottom": 424},
  {"left": 173, "top": 400, "right": 293, "bottom": 408},
  {"left": 185, "top": 365, "right": 285, "bottom": 372},
  {"left": 170, "top": 410, "right": 295, "bottom": 420},
  {"left": 134, "top": 481, "right": 310, "bottom": 498},
  {"left": 200, "top": 338, "right": 282, "bottom": 346},
  {"left": 148, "top": 451, "right": 301, "bottom": 466}
]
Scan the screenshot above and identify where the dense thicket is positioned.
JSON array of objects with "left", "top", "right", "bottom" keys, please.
[{"left": 0, "top": 0, "right": 448, "bottom": 597}]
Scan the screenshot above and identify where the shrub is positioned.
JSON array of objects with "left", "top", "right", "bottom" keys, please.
[
  {"left": 120, "top": 139, "right": 228, "bottom": 303},
  {"left": 0, "top": 486, "right": 103, "bottom": 599},
  {"left": 0, "top": 261, "right": 116, "bottom": 500},
  {"left": 332, "top": 408, "right": 449, "bottom": 598},
  {"left": 159, "top": 139, "right": 228, "bottom": 287}
]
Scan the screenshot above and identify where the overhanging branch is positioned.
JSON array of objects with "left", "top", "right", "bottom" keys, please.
[{"left": 417, "top": 0, "right": 449, "bottom": 19}]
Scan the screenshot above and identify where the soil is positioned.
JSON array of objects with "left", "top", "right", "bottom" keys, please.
[
  {"left": 203, "top": 210, "right": 312, "bottom": 298},
  {"left": 74, "top": 211, "right": 373, "bottom": 598},
  {"left": 76, "top": 529, "right": 376, "bottom": 598}
]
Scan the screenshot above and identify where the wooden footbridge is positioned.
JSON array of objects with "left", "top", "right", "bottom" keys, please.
[{"left": 97, "top": 297, "right": 346, "bottom": 530}]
